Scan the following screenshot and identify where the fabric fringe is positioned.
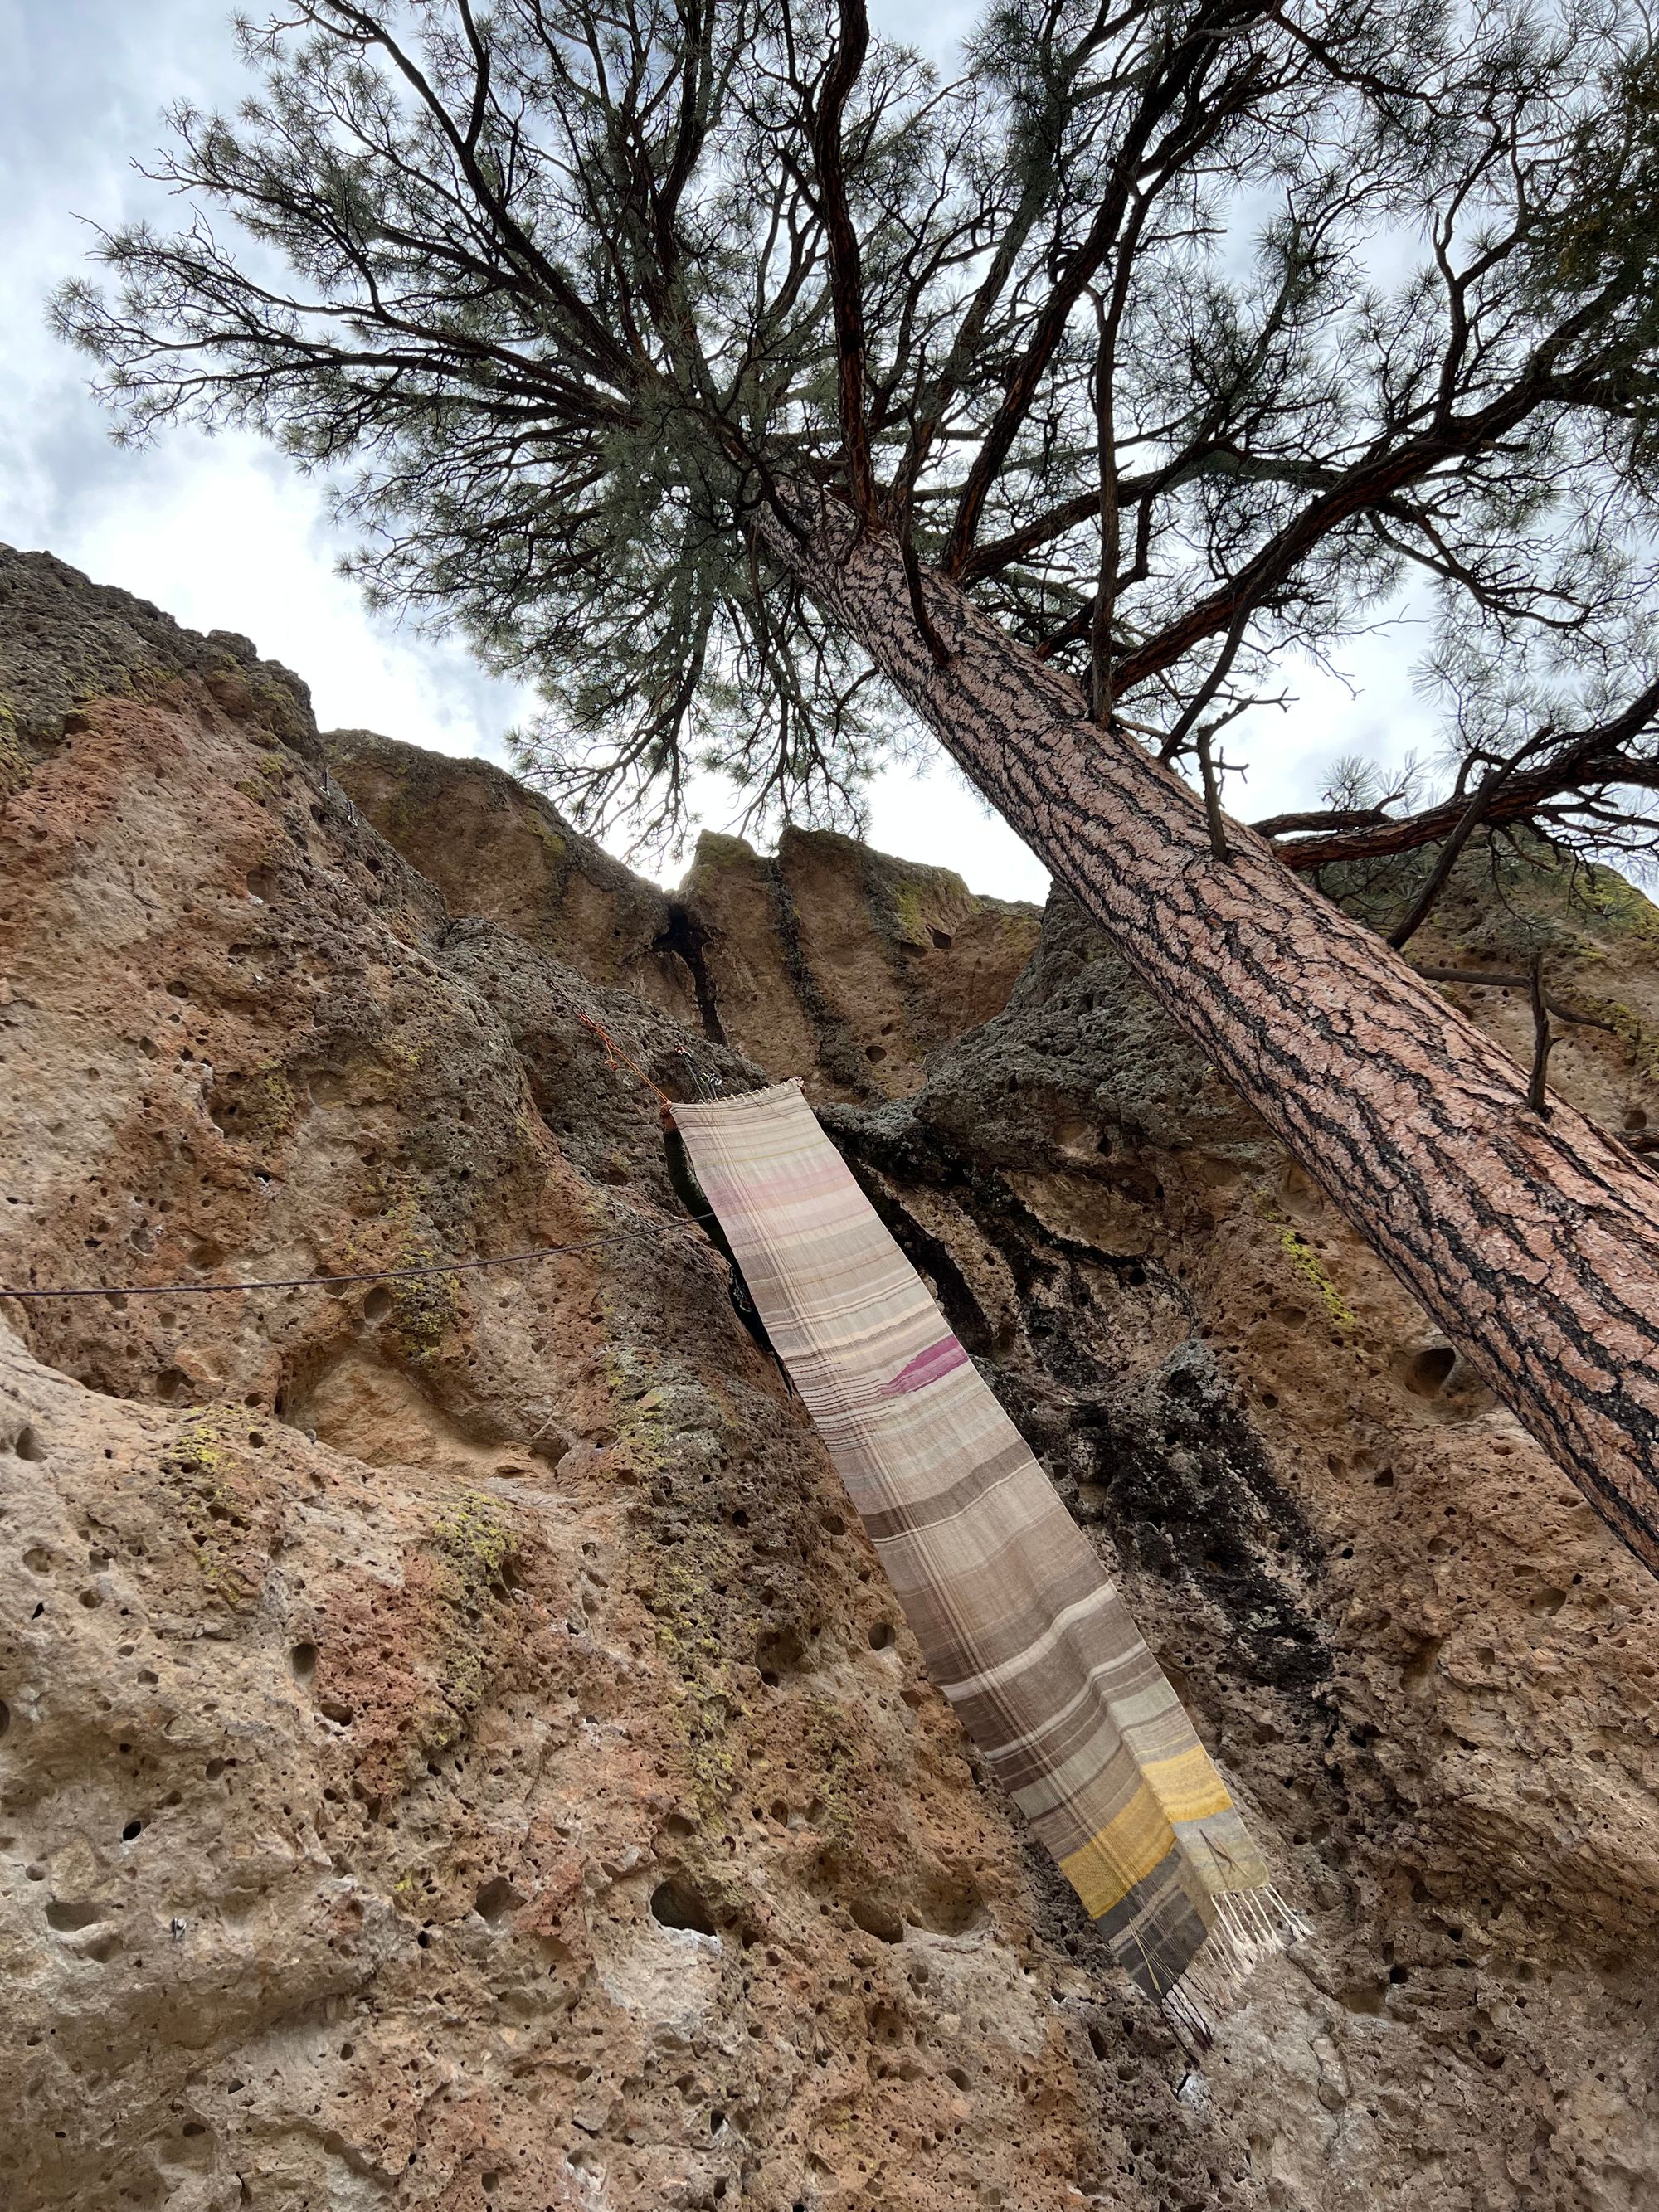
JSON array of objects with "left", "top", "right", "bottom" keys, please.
[{"left": 1161, "top": 1885, "right": 1311, "bottom": 2048}]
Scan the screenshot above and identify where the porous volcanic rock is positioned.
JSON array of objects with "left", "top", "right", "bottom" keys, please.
[
  {"left": 3, "top": 541, "right": 1659, "bottom": 2211},
  {"left": 326, "top": 727, "right": 698, "bottom": 1022},
  {"left": 0, "top": 546, "right": 316, "bottom": 798},
  {"left": 821, "top": 882, "right": 1659, "bottom": 2210},
  {"left": 0, "top": 547, "right": 1228, "bottom": 2212},
  {"left": 328, "top": 731, "right": 1045, "bottom": 1104},
  {"left": 674, "top": 825, "right": 1042, "bottom": 1101}
]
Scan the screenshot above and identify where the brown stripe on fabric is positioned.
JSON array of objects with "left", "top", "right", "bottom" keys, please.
[
  {"left": 1099, "top": 1863, "right": 1215, "bottom": 2003},
  {"left": 872, "top": 1515, "right": 1124, "bottom": 1685},
  {"left": 859, "top": 1433, "right": 1034, "bottom": 1540}
]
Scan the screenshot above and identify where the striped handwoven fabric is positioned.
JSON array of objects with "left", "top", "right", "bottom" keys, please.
[{"left": 674, "top": 1077, "right": 1303, "bottom": 2035}]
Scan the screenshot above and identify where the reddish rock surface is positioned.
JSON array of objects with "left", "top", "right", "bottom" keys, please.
[{"left": 2, "top": 543, "right": 1658, "bottom": 2210}]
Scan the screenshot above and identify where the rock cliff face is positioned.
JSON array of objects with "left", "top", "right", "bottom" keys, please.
[{"left": 2, "top": 542, "right": 1657, "bottom": 2212}]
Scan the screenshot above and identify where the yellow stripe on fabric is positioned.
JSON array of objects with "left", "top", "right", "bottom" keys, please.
[
  {"left": 1137, "top": 1742, "right": 1237, "bottom": 1826},
  {"left": 1057, "top": 1748, "right": 1237, "bottom": 1918},
  {"left": 1058, "top": 1791, "right": 1175, "bottom": 1918}
]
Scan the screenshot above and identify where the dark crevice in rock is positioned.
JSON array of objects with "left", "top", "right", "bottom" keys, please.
[
  {"left": 654, "top": 900, "right": 728, "bottom": 1043},
  {"left": 841, "top": 1164, "right": 1000, "bottom": 1358}
]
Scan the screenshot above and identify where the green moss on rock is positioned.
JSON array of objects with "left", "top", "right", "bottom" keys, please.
[
  {"left": 158, "top": 1412, "right": 267, "bottom": 1611},
  {"left": 1255, "top": 1196, "right": 1359, "bottom": 1335},
  {"left": 641, "top": 1539, "right": 742, "bottom": 1812},
  {"left": 419, "top": 1490, "right": 518, "bottom": 1749},
  {"left": 344, "top": 1179, "right": 464, "bottom": 1362}
]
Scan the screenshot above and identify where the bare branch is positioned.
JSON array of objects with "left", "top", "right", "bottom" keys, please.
[{"left": 811, "top": 0, "right": 878, "bottom": 526}]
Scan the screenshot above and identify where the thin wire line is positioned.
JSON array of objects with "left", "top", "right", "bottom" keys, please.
[
  {"left": 0, "top": 1215, "right": 716, "bottom": 1303},
  {"left": 1, "top": 1018, "right": 747, "bottom": 1305}
]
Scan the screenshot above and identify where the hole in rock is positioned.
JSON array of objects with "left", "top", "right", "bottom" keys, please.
[
  {"left": 474, "top": 1876, "right": 523, "bottom": 1925},
  {"left": 650, "top": 1879, "right": 717, "bottom": 1937},
  {"left": 155, "top": 1369, "right": 192, "bottom": 1405},
  {"left": 908, "top": 1869, "right": 985, "bottom": 1936},
  {"left": 868, "top": 1621, "right": 896, "bottom": 1650},
  {"left": 849, "top": 1896, "right": 905, "bottom": 1944},
  {"left": 318, "top": 1697, "right": 355, "bottom": 1725},
  {"left": 362, "top": 1287, "right": 392, "bottom": 1322},
  {"left": 1625, "top": 1106, "right": 1649, "bottom": 1130},
  {"left": 1340, "top": 1981, "right": 1388, "bottom": 2016},
  {"left": 1404, "top": 1345, "right": 1457, "bottom": 1398},
  {"left": 286, "top": 1346, "right": 508, "bottom": 1475},
  {"left": 0, "top": 1700, "right": 8, "bottom": 1738},
  {"left": 46, "top": 1899, "right": 108, "bottom": 1932},
  {"left": 15, "top": 1427, "right": 46, "bottom": 1463},
  {"left": 757, "top": 1626, "right": 806, "bottom": 1678},
  {"left": 290, "top": 1642, "right": 319, "bottom": 1683},
  {"left": 121, "top": 1819, "right": 144, "bottom": 1842},
  {"left": 928, "top": 927, "right": 953, "bottom": 950},
  {"left": 864, "top": 1043, "right": 888, "bottom": 1063}
]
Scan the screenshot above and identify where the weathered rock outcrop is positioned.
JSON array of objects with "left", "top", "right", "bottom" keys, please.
[
  {"left": 2, "top": 542, "right": 1657, "bottom": 2210},
  {"left": 328, "top": 729, "right": 1043, "bottom": 1103},
  {"left": 674, "top": 826, "right": 1040, "bottom": 1101},
  {"left": 326, "top": 727, "right": 699, "bottom": 1022}
]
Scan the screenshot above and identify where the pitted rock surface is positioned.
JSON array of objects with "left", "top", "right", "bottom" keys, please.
[{"left": 2, "top": 540, "right": 1658, "bottom": 2210}]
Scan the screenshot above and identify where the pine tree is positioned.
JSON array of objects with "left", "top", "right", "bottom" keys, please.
[{"left": 54, "top": 0, "right": 1659, "bottom": 1565}]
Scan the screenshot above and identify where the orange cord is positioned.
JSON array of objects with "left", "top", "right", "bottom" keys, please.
[{"left": 575, "top": 1010, "right": 678, "bottom": 1125}]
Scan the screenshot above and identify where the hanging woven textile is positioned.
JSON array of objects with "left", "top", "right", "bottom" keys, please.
[{"left": 674, "top": 1077, "right": 1305, "bottom": 2038}]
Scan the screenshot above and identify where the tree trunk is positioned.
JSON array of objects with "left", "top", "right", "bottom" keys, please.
[{"left": 768, "top": 505, "right": 1659, "bottom": 1576}]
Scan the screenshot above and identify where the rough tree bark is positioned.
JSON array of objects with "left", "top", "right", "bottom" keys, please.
[{"left": 765, "top": 503, "right": 1659, "bottom": 1575}]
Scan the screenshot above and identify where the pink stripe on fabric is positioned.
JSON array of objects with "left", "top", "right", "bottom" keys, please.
[{"left": 878, "top": 1334, "right": 971, "bottom": 1397}]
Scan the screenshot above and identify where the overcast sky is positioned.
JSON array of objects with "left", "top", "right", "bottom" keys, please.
[{"left": 2, "top": 0, "right": 1438, "bottom": 902}]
